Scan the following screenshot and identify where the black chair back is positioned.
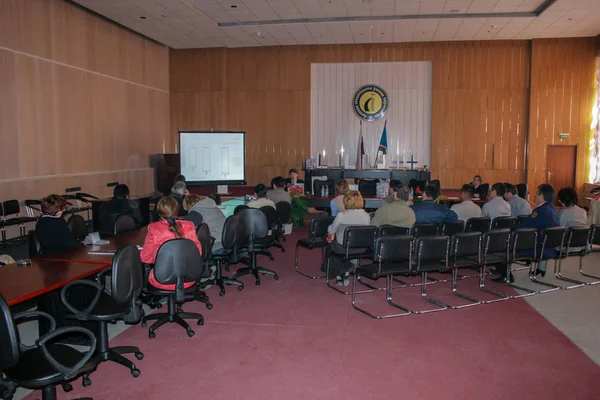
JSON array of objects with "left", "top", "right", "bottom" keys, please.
[
  {"left": 517, "top": 215, "right": 530, "bottom": 225},
  {"left": 479, "top": 183, "right": 490, "bottom": 199},
  {"left": 186, "top": 211, "right": 204, "bottom": 228},
  {"left": 414, "top": 236, "right": 450, "bottom": 272},
  {"left": 154, "top": 239, "right": 204, "bottom": 301},
  {"left": 564, "top": 226, "right": 590, "bottom": 250},
  {"left": 591, "top": 224, "right": 600, "bottom": 245},
  {"left": 0, "top": 296, "right": 19, "bottom": 371},
  {"left": 358, "top": 179, "right": 378, "bottom": 197},
  {"left": 28, "top": 230, "right": 42, "bottom": 258},
  {"left": 465, "top": 217, "right": 490, "bottom": 233},
  {"left": 450, "top": 232, "right": 481, "bottom": 260},
  {"left": 408, "top": 179, "right": 426, "bottom": 193},
  {"left": 313, "top": 179, "right": 335, "bottom": 197},
  {"left": 491, "top": 216, "right": 517, "bottom": 230},
  {"left": 374, "top": 235, "right": 412, "bottom": 263},
  {"left": 196, "top": 223, "right": 213, "bottom": 261},
  {"left": 511, "top": 228, "right": 538, "bottom": 260},
  {"left": 111, "top": 245, "right": 144, "bottom": 305},
  {"left": 114, "top": 214, "right": 136, "bottom": 235},
  {"left": 2, "top": 200, "right": 20, "bottom": 217},
  {"left": 259, "top": 206, "right": 278, "bottom": 232},
  {"left": 309, "top": 217, "right": 335, "bottom": 238},
  {"left": 68, "top": 215, "right": 88, "bottom": 240},
  {"left": 483, "top": 228, "right": 511, "bottom": 261},
  {"left": 540, "top": 227, "right": 565, "bottom": 258},
  {"left": 440, "top": 221, "right": 464, "bottom": 237},
  {"left": 234, "top": 205, "right": 249, "bottom": 215},
  {"left": 239, "top": 208, "right": 269, "bottom": 239},
  {"left": 275, "top": 201, "right": 291, "bottom": 225},
  {"left": 342, "top": 225, "right": 377, "bottom": 250},
  {"left": 221, "top": 215, "right": 245, "bottom": 250},
  {"left": 377, "top": 225, "right": 410, "bottom": 237},
  {"left": 516, "top": 183, "right": 528, "bottom": 199},
  {"left": 411, "top": 223, "right": 438, "bottom": 238}
]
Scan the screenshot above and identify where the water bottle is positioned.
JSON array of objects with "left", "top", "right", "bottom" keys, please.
[
  {"left": 325, "top": 186, "right": 329, "bottom": 197},
  {"left": 321, "top": 185, "right": 325, "bottom": 197},
  {"left": 409, "top": 187, "right": 414, "bottom": 201}
]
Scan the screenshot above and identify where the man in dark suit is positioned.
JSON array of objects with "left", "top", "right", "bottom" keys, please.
[
  {"left": 411, "top": 185, "right": 458, "bottom": 224},
  {"left": 98, "top": 184, "right": 142, "bottom": 235}
]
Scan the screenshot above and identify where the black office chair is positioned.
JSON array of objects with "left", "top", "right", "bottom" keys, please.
[
  {"left": 411, "top": 223, "right": 439, "bottom": 238},
  {"left": 517, "top": 215, "right": 530, "bottom": 225},
  {"left": 28, "top": 230, "right": 42, "bottom": 258},
  {"left": 313, "top": 179, "right": 335, "bottom": 197},
  {"left": 186, "top": 211, "right": 204, "bottom": 228},
  {"left": 479, "top": 228, "right": 512, "bottom": 302},
  {"left": 447, "top": 232, "right": 482, "bottom": 308},
  {"left": 141, "top": 239, "right": 206, "bottom": 338},
  {"left": 554, "top": 226, "right": 590, "bottom": 288},
  {"left": 274, "top": 201, "right": 291, "bottom": 247},
  {"left": 529, "top": 227, "right": 565, "bottom": 293},
  {"left": 67, "top": 215, "right": 88, "bottom": 241},
  {"left": 260, "top": 205, "right": 282, "bottom": 254},
  {"left": 0, "top": 295, "right": 97, "bottom": 400},
  {"left": 440, "top": 221, "right": 464, "bottom": 237},
  {"left": 352, "top": 235, "right": 413, "bottom": 319},
  {"left": 479, "top": 183, "right": 490, "bottom": 199},
  {"left": 376, "top": 225, "right": 410, "bottom": 237},
  {"left": 358, "top": 179, "right": 378, "bottom": 197},
  {"left": 465, "top": 216, "right": 490, "bottom": 233},
  {"left": 516, "top": 183, "right": 528, "bottom": 199},
  {"left": 61, "top": 245, "right": 145, "bottom": 380},
  {"left": 234, "top": 204, "right": 249, "bottom": 215},
  {"left": 210, "top": 215, "right": 246, "bottom": 295},
  {"left": 234, "top": 209, "right": 279, "bottom": 285},
  {"left": 192, "top": 223, "right": 215, "bottom": 309},
  {"left": 582, "top": 225, "right": 600, "bottom": 282},
  {"left": 114, "top": 214, "right": 136, "bottom": 235},
  {"left": 295, "top": 216, "right": 334, "bottom": 279},
  {"left": 506, "top": 227, "right": 539, "bottom": 297},
  {"left": 326, "top": 225, "right": 377, "bottom": 295},
  {"left": 491, "top": 216, "right": 517, "bottom": 230},
  {"left": 1, "top": 200, "right": 36, "bottom": 244}
]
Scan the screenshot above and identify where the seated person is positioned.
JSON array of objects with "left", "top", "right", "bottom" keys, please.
[
  {"left": 183, "top": 194, "right": 226, "bottom": 251},
  {"left": 482, "top": 183, "right": 512, "bottom": 220},
  {"left": 247, "top": 184, "right": 276, "bottom": 209},
  {"left": 35, "top": 194, "right": 81, "bottom": 254},
  {"left": 98, "top": 184, "right": 142, "bottom": 235},
  {"left": 170, "top": 182, "right": 189, "bottom": 217},
  {"left": 267, "top": 176, "right": 291, "bottom": 204},
  {"left": 324, "top": 191, "right": 370, "bottom": 286},
  {"left": 140, "top": 196, "right": 202, "bottom": 290},
  {"left": 472, "top": 175, "right": 485, "bottom": 199},
  {"left": 371, "top": 184, "right": 416, "bottom": 228},
  {"left": 330, "top": 180, "right": 349, "bottom": 216},
  {"left": 557, "top": 187, "right": 589, "bottom": 253},
  {"left": 383, "top": 180, "right": 403, "bottom": 204},
  {"left": 172, "top": 174, "right": 190, "bottom": 195},
  {"left": 504, "top": 183, "right": 532, "bottom": 217},
  {"left": 285, "top": 168, "right": 305, "bottom": 194},
  {"left": 411, "top": 185, "right": 458, "bottom": 224},
  {"left": 450, "top": 184, "right": 483, "bottom": 222}
]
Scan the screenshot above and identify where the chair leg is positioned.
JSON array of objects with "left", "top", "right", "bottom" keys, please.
[
  {"left": 40, "top": 385, "right": 58, "bottom": 400},
  {"left": 294, "top": 245, "right": 326, "bottom": 279},
  {"left": 415, "top": 272, "right": 449, "bottom": 313},
  {"left": 507, "top": 261, "right": 539, "bottom": 299},
  {"left": 579, "top": 255, "right": 600, "bottom": 284},
  {"left": 554, "top": 256, "right": 586, "bottom": 289},
  {"left": 449, "top": 268, "right": 481, "bottom": 309},
  {"left": 325, "top": 256, "right": 375, "bottom": 295},
  {"left": 478, "top": 265, "right": 510, "bottom": 303},
  {"left": 529, "top": 260, "right": 561, "bottom": 293},
  {"left": 234, "top": 253, "right": 278, "bottom": 285},
  {"left": 351, "top": 274, "right": 411, "bottom": 319}
]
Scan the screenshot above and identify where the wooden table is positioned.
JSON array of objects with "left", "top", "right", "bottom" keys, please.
[
  {"left": 306, "top": 195, "right": 488, "bottom": 210},
  {"left": 0, "top": 260, "right": 110, "bottom": 307}
]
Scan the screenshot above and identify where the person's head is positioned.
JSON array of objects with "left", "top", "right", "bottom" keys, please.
[
  {"left": 288, "top": 168, "right": 298, "bottom": 182},
  {"left": 557, "top": 187, "right": 578, "bottom": 207},
  {"left": 536, "top": 184, "right": 555, "bottom": 205},
  {"left": 472, "top": 175, "right": 482, "bottom": 187},
  {"left": 388, "top": 180, "right": 403, "bottom": 196},
  {"left": 183, "top": 194, "right": 204, "bottom": 211},
  {"left": 335, "top": 180, "right": 349, "bottom": 197},
  {"left": 273, "top": 176, "right": 285, "bottom": 189},
  {"left": 156, "top": 196, "right": 183, "bottom": 237},
  {"left": 255, "top": 183, "right": 268, "bottom": 198},
  {"left": 173, "top": 174, "right": 186, "bottom": 185},
  {"left": 490, "top": 183, "right": 506, "bottom": 199},
  {"left": 504, "top": 183, "right": 517, "bottom": 200},
  {"left": 343, "top": 190, "right": 364, "bottom": 210},
  {"left": 460, "top": 184, "right": 475, "bottom": 201},
  {"left": 422, "top": 185, "right": 437, "bottom": 201},
  {"left": 41, "top": 194, "right": 68, "bottom": 217},
  {"left": 113, "top": 184, "right": 129, "bottom": 200},
  {"left": 171, "top": 181, "right": 187, "bottom": 198},
  {"left": 396, "top": 186, "right": 411, "bottom": 201}
]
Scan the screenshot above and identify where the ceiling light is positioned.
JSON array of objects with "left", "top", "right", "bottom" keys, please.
[
  {"left": 162, "top": 14, "right": 167, "bottom": 18},
  {"left": 230, "top": 5, "right": 238, "bottom": 8},
  {"left": 449, "top": 9, "right": 460, "bottom": 13},
  {"left": 139, "top": 16, "right": 146, "bottom": 19},
  {"left": 256, "top": 32, "right": 261, "bottom": 36}
]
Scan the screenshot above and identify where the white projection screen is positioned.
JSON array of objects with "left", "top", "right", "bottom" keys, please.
[{"left": 179, "top": 131, "right": 246, "bottom": 185}]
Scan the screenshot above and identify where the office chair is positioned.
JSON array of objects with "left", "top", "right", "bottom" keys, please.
[
  {"left": 259, "top": 205, "right": 280, "bottom": 255},
  {"left": 28, "top": 230, "right": 42, "bottom": 258},
  {"left": 234, "top": 205, "right": 249, "bottom": 215},
  {"left": 210, "top": 215, "right": 246, "bottom": 295},
  {"left": 186, "top": 211, "right": 204, "bottom": 228},
  {"left": 376, "top": 225, "right": 410, "bottom": 237},
  {"left": 506, "top": 227, "right": 538, "bottom": 298},
  {"left": 465, "top": 216, "right": 490, "bottom": 233},
  {"left": 141, "top": 239, "right": 206, "bottom": 338},
  {"left": 581, "top": 225, "right": 600, "bottom": 282},
  {"left": 1, "top": 200, "right": 36, "bottom": 244},
  {"left": 192, "top": 223, "right": 215, "bottom": 309},
  {"left": 274, "top": 201, "right": 291, "bottom": 247},
  {"left": 529, "top": 227, "right": 566, "bottom": 293},
  {"left": 440, "top": 221, "right": 464, "bottom": 237},
  {"left": 479, "top": 228, "right": 512, "bottom": 302},
  {"left": 61, "top": 245, "right": 145, "bottom": 380},
  {"left": 352, "top": 235, "right": 413, "bottom": 319},
  {"left": 67, "top": 215, "right": 88, "bottom": 241},
  {"left": 411, "top": 223, "right": 439, "bottom": 238},
  {"left": 358, "top": 179, "right": 378, "bottom": 197},
  {"left": 295, "top": 216, "right": 334, "bottom": 279},
  {"left": 234, "top": 208, "right": 279, "bottom": 285},
  {"left": 554, "top": 226, "right": 590, "bottom": 288},
  {"left": 114, "top": 214, "right": 136, "bottom": 235},
  {"left": 491, "top": 216, "right": 517, "bottom": 230},
  {"left": 447, "top": 232, "right": 482, "bottom": 308},
  {"left": 0, "top": 295, "right": 97, "bottom": 400}
]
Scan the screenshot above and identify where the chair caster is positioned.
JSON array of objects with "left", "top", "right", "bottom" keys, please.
[
  {"left": 274, "top": 275, "right": 279, "bottom": 280},
  {"left": 141, "top": 321, "right": 147, "bottom": 327},
  {"left": 206, "top": 303, "right": 213, "bottom": 310},
  {"left": 61, "top": 383, "right": 73, "bottom": 393},
  {"left": 1, "top": 388, "right": 13, "bottom": 400},
  {"left": 197, "top": 317, "right": 204, "bottom": 326},
  {"left": 82, "top": 376, "right": 92, "bottom": 387},
  {"left": 135, "top": 352, "right": 144, "bottom": 360},
  {"left": 255, "top": 280, "right": 260, "bottom": 285},
  {"left": 238, "top": 285, "right": 244, "bottom": 291},
  {"left": 281, "top": 248, "right": 286, "bottom": 253},
  {"left": 219, "top": 290, "right": 225, "bottom": 296},
  {"left": 149, "top": 331, "right": 156, "bottom": 339},
  {"left": 269, "top": 256, "right": 275, "bottom": 261},
  {"left": 131, "top": 368, "right": 141, "bottom": 378},
  {"left": 187, "top": 329, "right": 195, "bottom": 337}
]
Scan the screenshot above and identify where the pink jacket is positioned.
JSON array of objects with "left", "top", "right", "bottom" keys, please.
[{"left": 140, "top": 220, "right": 202, "bottom": 265}]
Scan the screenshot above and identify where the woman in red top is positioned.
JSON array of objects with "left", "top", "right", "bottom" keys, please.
[{"left": 140, "top": 196, "right": 202, "bottom": 290}]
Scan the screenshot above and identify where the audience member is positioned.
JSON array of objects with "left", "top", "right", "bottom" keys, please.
[
  {"left": 504, "top": 183, "right": 532, "bottom": 217},
  {"left": 267, "top": 176, "right": 291, "bottom": 204},
  {"left": 371, "top": 185, "right": 415, "bottom": 228},
  {"left": 247, "top": 184, "right": 276, "bottom": 209},
  {"left": 472, "top": 175, "right": 485, "bottom": 199},
  {"left": 450, "top": 184, "right": 483, "bottom": 222},
  {"left": 383, "top": 180, "right": 403, "bottom": 204},
  {"left": 324, "top": 191, "right": 370, "bottom": 286},
  {"left": 173, "top": 174, "right": 190, "bottom": 195},
  {"left": 140, "top": 197, "right": 201, "bottom": 290},
  {"left": 35, "top": 194, "right": 80, "bottom": 254},
  {"left": 411, "top": 185, "right": 458, "bottom": 224},
  {"left": 330, "top": 180, "right": 349, "bottom": 216},
  {"left": 557, "top": 188, "right": 587, "bottom": 227},
  {"left": 183, "top": 194, "right": 226, "bottom": 250},
  {"left": 482, "top": 183, "right": 511, "bottom": 220},
  {"left": 170, "top": 182, "right": 188, "bottom": 216},
  {"left": 98, "top": 184, "right": 142, "bottom": 234}
]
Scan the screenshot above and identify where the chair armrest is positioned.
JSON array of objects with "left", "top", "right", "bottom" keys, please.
[
  {"left": 96, "top": 267, "right": 112, "bottom": 288},
  {"left": 36, "top": 327, "right": 97, "bottom": 380},
  {"left": 13, "top": 311, "right": 57, "bottom": 352},
  {"left": 60, "top": 280, "right": 105, "bottom": 320}
]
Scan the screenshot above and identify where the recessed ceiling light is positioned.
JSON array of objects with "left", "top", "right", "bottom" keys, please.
[
  {"left": 256, "top": 32, "right": 261, "bottom": 36},
  {"left": 230, "top": 5, "right": 237, "bottom": 8},
  {"left": 140, "top": 16, "right": 146, "bottom": 19},
  {"left": 568, "top": 18, "right": 573, "bottom": 20},
  {"left": 449, "top": 9, "right": 460, "bottom": 13},
  {"left": 162, "top": 14, "right": 167, "bottom": 18}
]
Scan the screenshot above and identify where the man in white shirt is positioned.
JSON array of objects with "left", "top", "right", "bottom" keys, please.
[
  {"left": 482, "top": 182, "right": 512, "bottom": 220},
  {"left": 504, "top": 183, "right": 532, "bottom": 217},
  {"left": 451, "top": 184, "right": 483, "bottom": 222},
  {"left": 247, "top": 184, "right": 276, "bottom": 209}
]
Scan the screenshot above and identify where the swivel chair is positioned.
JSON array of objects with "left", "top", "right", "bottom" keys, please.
[{"left": 210, "top": 215, "right": 246, "bottom": 295}]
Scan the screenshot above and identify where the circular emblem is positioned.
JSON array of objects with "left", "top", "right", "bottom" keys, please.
[{"left": 353, "top": 85, "right": 389, "bottom": 121}]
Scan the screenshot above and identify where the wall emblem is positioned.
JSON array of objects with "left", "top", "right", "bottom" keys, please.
[{"left": 353, "top": 85, "right": 389, "bottom": 121}]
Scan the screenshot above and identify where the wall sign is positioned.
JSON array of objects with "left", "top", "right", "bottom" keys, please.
[{"left": 353, "top": 85, "right": 389, "bottom": 121}]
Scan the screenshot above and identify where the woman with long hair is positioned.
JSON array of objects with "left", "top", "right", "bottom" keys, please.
[{"left": 141, "top": 196, "right": 202, "bottom": 290}]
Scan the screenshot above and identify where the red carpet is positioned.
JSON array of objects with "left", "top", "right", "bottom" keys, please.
[{"left": 26, "top": 225, "right": 600, "bottom": 399}]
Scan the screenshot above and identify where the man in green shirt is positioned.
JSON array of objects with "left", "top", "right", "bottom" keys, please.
[{"left": 371, "top": 183, "right": 416, "bottom": 228}]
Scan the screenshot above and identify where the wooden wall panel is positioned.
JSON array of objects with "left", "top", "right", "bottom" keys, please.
[
  {"left": 0, "top": 0, "right": 170, "bottom": 205},
  {"left": 527, "top": 38, "right": 596, "bottom": 196}
]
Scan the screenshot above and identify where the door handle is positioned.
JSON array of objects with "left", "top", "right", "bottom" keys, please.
[{"left": 547, "top": 171, "right": 552, "bottom": 181}]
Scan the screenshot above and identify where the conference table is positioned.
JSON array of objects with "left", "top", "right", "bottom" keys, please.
[
  {"left": 306, "top": 195, "right": 487, "bottom": 209},
  {"left": 90, "top": 193, "right": 155, "bottom": 231}
]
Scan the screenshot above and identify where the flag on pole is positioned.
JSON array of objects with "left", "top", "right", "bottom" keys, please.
[
  {"left": 356, "top": 121, "right": 364, "bottom": 169},
  {"left": 378, "top": 120, "right": 388, "bottom": 155}
]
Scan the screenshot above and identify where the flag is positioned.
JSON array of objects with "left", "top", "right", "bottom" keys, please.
[
  {"left": 356, "top": 121, "right": 364, "bottom": 169},
  {"left": 378, "top": 121, "right": 388, "bottom": 155}
]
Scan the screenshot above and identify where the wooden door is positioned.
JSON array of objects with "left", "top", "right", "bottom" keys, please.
[{"left": 546, "top": 145, "right": 577, "bottom": 194}]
